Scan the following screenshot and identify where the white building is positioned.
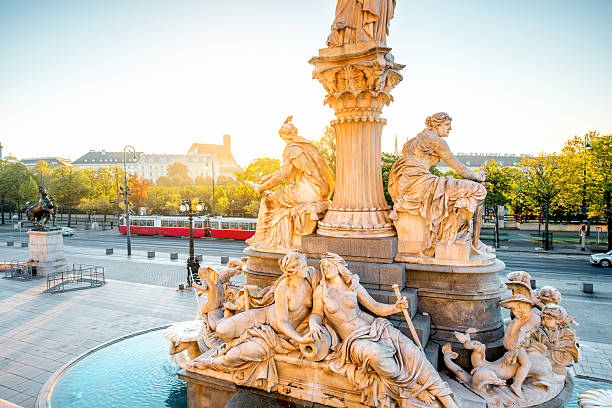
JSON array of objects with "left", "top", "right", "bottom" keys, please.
[{"left": 72, "top": 135, "right": 240, "bottom": 183}]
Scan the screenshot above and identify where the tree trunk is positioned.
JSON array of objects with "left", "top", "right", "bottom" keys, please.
[{"left": 606, "top": 190, "right": 611, "bottom": 251}]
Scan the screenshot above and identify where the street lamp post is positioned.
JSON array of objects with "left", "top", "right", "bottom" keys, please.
[
  {"left": 180, "top": 198, "right": 203, "bottom": 287},
  {"left": 121, "top": 145, "right": 137, "bottom": 256},
  {"left": 581, "top": 135, "right": 591, "bottom": 251},
  {"left": 208, "top": 158, "right": 215, "bottom": 217}
]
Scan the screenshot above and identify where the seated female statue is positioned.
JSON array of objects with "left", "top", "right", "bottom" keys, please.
[
  {"left": 247, "top": 116, "right": 334, "bottom": 253},
  {"left": 388, "top": 112, "right": 492, "bottom": 256},
  {"left": 306, "top": 253, "right": 458, "bottom": 408},
  {"left": 190, "top": 252, "right": 320, "bottom": 390}
]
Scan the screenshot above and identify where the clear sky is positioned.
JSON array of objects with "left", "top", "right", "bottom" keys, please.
[{"left": 1, "top": 0, "right": 611, "bottom": 165}]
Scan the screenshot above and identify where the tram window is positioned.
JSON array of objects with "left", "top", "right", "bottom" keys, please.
[
  {"left": 221, "top": 222, "right": 230, "bottom": 229},
  {"left": 169, "top": 220, "right": 179, "bottom": 228},
  {"left": 194, "top": 221, "right": 203, "bottom": 228},
  {"left": 161, "top": 220, "right": 169, "bottom": 227},
  {"left": 146, "top": 220, "right": 154, "bottom": 226},
  {"left": 249, "top": 223, "right": 257, "bottom": 230}
]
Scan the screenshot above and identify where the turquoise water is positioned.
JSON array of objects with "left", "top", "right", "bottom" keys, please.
[
  {"left": 50, "top": 329, "right": 186, "bottom": 408},
  {"left": 48, "top": 328, "right": 609, "bottom": 408},
  {"left": 567, "top": 376, "right": 611, "bottom": 408}
]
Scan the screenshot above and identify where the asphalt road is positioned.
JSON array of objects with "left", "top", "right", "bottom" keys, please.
[
  {"left": 2, "top": 227, "right": 609, "bottom": 281},
  {"left": 2, "top": 227, "right": 611, "bottom": 342}
]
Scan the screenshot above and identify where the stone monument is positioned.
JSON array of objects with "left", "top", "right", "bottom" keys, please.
[
  {"left": 169, "top": 1, "right": 576, "bottom": 407},
  {"left": 25, "top": 186, "right": 66, "bottom": 276}
]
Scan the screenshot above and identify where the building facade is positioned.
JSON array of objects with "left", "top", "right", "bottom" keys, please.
[
  {"left": 72, "top": 135, "right": 240, "bottom": 183},
  {"left": 436, "top": 153, "right": 530, "bottom": 173}
]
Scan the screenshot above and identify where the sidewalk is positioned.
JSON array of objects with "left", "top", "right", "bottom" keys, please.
[
  {"left": 573, "top": 341, "right": 612, "bottom": 382},
  {"left": 481, "top": 227, "right": 608, "bottom": 255},
  {"left": 0, "top": 277, "right": 198, "bottom": 408}
]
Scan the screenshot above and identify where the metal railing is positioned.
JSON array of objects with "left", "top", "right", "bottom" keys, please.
[
  {"left": 0, "top": 261, "right": 34, "bottom": 280},
  {"left": 46, "top": 264, "right": 105, "bottom": 293}
]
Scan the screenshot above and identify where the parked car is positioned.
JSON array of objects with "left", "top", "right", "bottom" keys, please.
[
  {"left": 61, "top": 226, "right": 75, "bottom": 236},
  {"left": 590, "top": 250, "right": 612, "bottom": 268}
]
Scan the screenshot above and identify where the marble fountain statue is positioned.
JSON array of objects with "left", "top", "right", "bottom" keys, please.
[{"left": 164, "top": 1, "right": 579, "bottom": 407}]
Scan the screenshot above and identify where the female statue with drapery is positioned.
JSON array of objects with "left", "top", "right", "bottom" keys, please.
[
  {"left": 306, "top": 253, "right": 459, "bottom": 408},
  {"left": 388, "top": 112, "right": 493, "bottom": 257},
  {"left": 327, "top": 0, "right": 396, "bottom": 47},
  {"left": 247, "top": 116, "right": 334, "bottom": 253}
]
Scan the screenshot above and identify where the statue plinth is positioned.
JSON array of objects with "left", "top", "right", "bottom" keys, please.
[
  {"left": 310, "top": 42, "right": 404, "bottom": 238},
  {"left": 27, "top": 230, "right": 68, "bottom": 277}
]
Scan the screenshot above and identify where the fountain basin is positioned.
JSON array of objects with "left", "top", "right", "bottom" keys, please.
[{"left": 36, "top": 327, "right": 186, "bottom": 408}]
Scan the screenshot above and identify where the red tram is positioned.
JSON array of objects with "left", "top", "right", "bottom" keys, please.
[{"left": 119, "top": 216, "right": 256, "bottom": 240}]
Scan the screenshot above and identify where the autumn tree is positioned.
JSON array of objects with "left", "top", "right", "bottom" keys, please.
[
  {"left": 481, "top": 160, "right": 514, "bottom": 247},
  {"left": 143, "top": 186, "right": 181, "bottom": 215},
  {"left": 518, "top": 154, "right": 579, "bottom": 249},
  {"left": 588, "top": 133, "right": 612, "bottom": 249},
  {"left": 48, "top": 167, "right": 91, "bottom": 225},
  {"left": 127, "top": 174, "right": 152, "bottom": 208},
  {"left": 0, "top": 162, "right": 38, "bottom": 222}
]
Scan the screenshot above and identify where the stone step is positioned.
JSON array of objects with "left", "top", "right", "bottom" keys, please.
[
  {"left": 368, "top": 287, "right": 418, "bottom": 318},
  {"left": 424, "top": 341, "right": 439, "bottom": 369},
  {"left": 392, "top": 312, "right": 431, "bottom": 348}
]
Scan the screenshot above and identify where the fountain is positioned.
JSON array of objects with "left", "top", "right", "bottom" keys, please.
[
  {"left": 36, "top": 2, "right": 581, "bottom": 407},
  {"left": 169, "top": 2, "right": 579, "bottom": 407}
]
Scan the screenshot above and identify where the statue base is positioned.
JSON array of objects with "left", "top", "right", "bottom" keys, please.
[
  {"left": 179, "top": 365, "right": 573, "bottom": 408},
  {"left": 27, "top": 230, "right": 68, "bottom": 277},
  {"left": 245, "top": 235, "right": 506, "bottom": 368},
  {"left": 182, "top": 351, "right": 466, "bottom": 408}
]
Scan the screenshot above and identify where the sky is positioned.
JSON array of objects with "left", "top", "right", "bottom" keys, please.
[{"left": 1, "top": 0, "right": 611, "bottom": 166}]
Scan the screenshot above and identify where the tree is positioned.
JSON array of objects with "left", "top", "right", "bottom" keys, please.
[
  {"left": 157, "top": 162, "right": 192, "bottom": 187},
  {"left": 77, "top": 167, "right": 121, "bottom": 219},
  {"left": 588, "top": 133, "right": 612, "bottom": 250},
  {"left": 216, "top": 175, "right": 235, "bottom": 186},
  {"left": 143, "top": 186, "right": 181, "bottom": 215},
  {"left": 481, "top": 160, "right": 514, "bottom": 247},
  {"left": 48, "top": 167, "right": 91, "bottom": 226},
  {"left": 518, "top": 154, "right": 579, "bottom": 250},
  {"left": 381, "top": 152, "right": 401, "bottom": 206},
  {"left": 128, "top": 174, "right": 152, "bottom": 208},
  {"left": 0, "top": 162, "right": 38, "bottom": 221},
  {"left": 312, "top": 126, "right": 336, "bottom": 174},
  {"left": 232, "top": 158, "right": 281, "bottom": 216}
]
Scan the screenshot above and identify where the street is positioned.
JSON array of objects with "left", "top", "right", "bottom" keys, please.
[{"left": 1, "top": 227, "right": 611, "bottom": 343}]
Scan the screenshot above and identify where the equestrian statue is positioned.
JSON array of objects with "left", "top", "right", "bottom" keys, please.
[{"left": 26, "top": 185, "right": 58, "bottom": 230}]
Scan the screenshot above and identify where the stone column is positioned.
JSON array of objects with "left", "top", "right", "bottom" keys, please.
[{"left": 310, "top": 42, "right": 404, "bottom": 238}]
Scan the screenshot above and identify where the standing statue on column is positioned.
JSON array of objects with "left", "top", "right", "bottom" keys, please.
[
  {"left": 246, "top": 116, "right": 334, "bottom": 253},
  {"left": 327, "top": 0, "right": 396, "bottom": 47}
]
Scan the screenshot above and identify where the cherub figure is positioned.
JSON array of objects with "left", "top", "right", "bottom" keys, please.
[
  {"left": 443, "top": 295, "right": 562, "bottom": 400},
  {"left": 532, "top": 304, "right": 579, "bottom": 369},
  {"left": 500, "top": 295, "right": 541, "bottom": 397}
]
